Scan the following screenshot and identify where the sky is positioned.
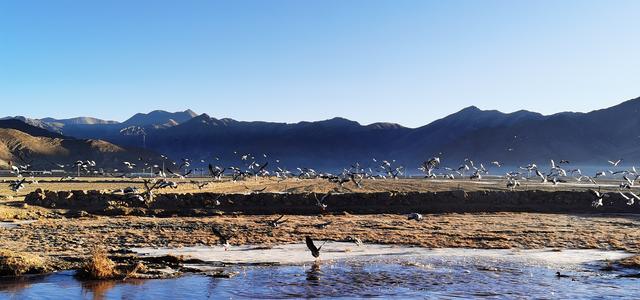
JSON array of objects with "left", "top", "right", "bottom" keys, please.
[{"left": 1, "top": 0, "right": 639, "bottom": 128}]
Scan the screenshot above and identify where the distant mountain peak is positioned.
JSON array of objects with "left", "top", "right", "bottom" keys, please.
[
  {"left": 184, "top": 109, "right": 198, "bottom": 117},
  {"left": 460, "top": 105, "right": 481, "bottom": 112},
  {"left": 366, "top": 122, "right": 406, "bottom": 129},
  {"left": 316, "top": 117, "right": 361, "bottom": 127},
  {"left": 197, "top": 113, "right": 211, "bottom": 120},
  {"left": 122, "top": 109, "right": 198, "bottom": 127}
]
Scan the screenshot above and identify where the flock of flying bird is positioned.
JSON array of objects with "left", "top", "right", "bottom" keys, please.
[
  {"left": 6, "top": 151, "right": 640, "bottom": 207},
  {"left": 4, "top": 151, "right": 640, "bottom": 259}
]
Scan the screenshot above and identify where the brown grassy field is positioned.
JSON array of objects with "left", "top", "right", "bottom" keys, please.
[
  {"left": 0, "top": 176, "right": 639, "bottom": 274},
  {"left": 0, "top": 175, "right": 628, "bottom": 197}
]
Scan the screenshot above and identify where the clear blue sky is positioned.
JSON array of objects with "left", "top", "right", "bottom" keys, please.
[{"left": 1, "top": 0, "right": 639, "bottom": 127}]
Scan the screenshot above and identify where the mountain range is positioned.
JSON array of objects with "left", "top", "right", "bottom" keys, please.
[
  {"left": 0, "top": 119, "right": 160, "bottom": 170},
  {"left": 2, "top": 97, "right": 640, "bottom": 171}
]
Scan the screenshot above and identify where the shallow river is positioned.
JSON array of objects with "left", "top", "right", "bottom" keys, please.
[{"left": 1, "top": 246, "right": 639, "bottom": 299}]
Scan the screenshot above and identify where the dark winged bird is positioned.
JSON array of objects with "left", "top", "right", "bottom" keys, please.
[
  {"left": 9, "top": 178, "right": 27, "bottom": 192},
  {"left": 189, "top": 180, "right": 209, "bottom": 189},
  {"left": 313, "top": 193, "right": 329, "bottom": 211},
  {"left": 212, "top": 226, "right": 232, "bottom": 250},
  {"left": 208, "top": 164, "right": 226, "bottom": 179},
  {"left": 167, "top": 167, "right": 193, "bottom": 178},
  {"left": 305, "top": 236, "right": 326, "bottom": 258},
  {"left": 244, "top": 185, "right": 267, "bottom": 194},
  {"left": 267, "top": 215, "right": 288, "bottom": 227},
  {"left": 313, "top": 221, "right": 332, "bottom": 229}
]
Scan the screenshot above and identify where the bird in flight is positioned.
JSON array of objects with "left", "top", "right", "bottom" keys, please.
[
  {"left": 608, "top": 159, "right": 622, "bottom": 167},
  {"left": 305, "top": 236, "right": 326, "bottom": 259},
  {"left": 266, "top": 215, "right": 288, "bottom": 228},
  {"left": 211, "top": 226, "right": 232, "bottom": 251},
  {"left": 313, "top": 193, "right": 330, "bottom": 211},
  {"left": 590, "top": 189, "right": 608, "bottom": 208}
]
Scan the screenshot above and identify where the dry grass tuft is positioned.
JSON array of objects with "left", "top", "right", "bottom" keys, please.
[
  {"left": 0, "top": 248, "right": 47, "bottom": 276},
  {"left": 123, "top": 262, "right": 148, "bottom": 280},
  {"left": 81, "top": 247, "right": 119, "bottom": 279},
  {"left": 617, "top": 255, "right": 640, "bottom": 269}
]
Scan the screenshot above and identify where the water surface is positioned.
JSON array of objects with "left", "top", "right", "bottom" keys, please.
[{"left": 1, "top": 248, "right": 638, "bottom": 299}]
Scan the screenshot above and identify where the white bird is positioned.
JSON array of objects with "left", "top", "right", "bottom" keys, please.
[
  {"left": 407, "top": 213, "right": 423, "bottom": 221},
  {"left": 506, "top": 179, "right": 520, "bottom": 190},
  {"left": 628, "top": 191, "right": 640, "bottom": 205},
  {"left": 535, "top": 169, "right": 547, "bottom": 183},
  {"left": 608, "top": 159, "right": 622, "bottom": 167},
  {"left": 590, "top": 189, "right": 608, "bottom": 208},
  {"left": 618, "top": 191, "right": 635, "bottom": 205}
]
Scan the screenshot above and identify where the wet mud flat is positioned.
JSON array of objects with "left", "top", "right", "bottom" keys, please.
[{"left": 1, "top": 212, "right": 640, "bottom": 278}]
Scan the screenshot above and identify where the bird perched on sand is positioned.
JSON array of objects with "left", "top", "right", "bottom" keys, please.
[
  {"left": 305, "top": 236, "right": 326, "bottom": 259},
  {"left": 407, "top": 213, "right": 423, "bottom": 221}
]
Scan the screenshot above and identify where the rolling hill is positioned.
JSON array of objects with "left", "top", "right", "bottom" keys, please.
[{"left": 0, "top": 121, "right": 160, "bottom": 170}]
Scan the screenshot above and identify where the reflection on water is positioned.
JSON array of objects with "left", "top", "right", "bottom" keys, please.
[
  {"left": 0, "top": 255, "right": 639, "bottom": 299},
  {"left": 306, "top": 262, "right": 322, "bottom": 282}
]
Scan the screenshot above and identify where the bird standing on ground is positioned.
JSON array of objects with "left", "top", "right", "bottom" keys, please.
[{"left": 407, "top": 213, "right": 423, "bottom": 221}]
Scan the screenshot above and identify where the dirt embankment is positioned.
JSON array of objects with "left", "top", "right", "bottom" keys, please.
[{"left": 24, "top": 188, "right": 639, "bottom": 216}]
